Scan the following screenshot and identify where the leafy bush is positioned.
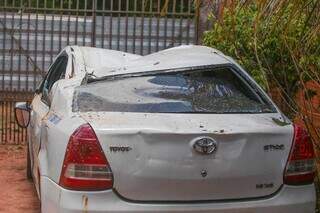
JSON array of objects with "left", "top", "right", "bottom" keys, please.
[
  {"left": 203, "top": 0, "right": 320, "bottom": 145},
  {"left": 203, "top": 0, "right": 319, "bottom": 115}
]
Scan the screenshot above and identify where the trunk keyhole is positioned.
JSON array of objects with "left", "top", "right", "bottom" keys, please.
[{"left": 201, "top": 170, "right": 207, "bottom": 178}]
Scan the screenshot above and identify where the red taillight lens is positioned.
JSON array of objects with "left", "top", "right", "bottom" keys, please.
[
  {"left": 284, "top": 124, "right": 315, "bottom": 185},
  {"left": 59, "top": 124, "right": 113, "bottom": 191}
]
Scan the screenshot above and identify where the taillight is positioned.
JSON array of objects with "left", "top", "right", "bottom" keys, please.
[
  {"left": 284, "top": 124, "right": 315, "bottom": 185},
  {"left": 59, "top": 123, "right": 113, "bottom": 191}
]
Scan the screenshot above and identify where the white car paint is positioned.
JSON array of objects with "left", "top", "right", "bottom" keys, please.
[
  {"left": 93, "top": 45, "right": 230, "bottom": 77},
  {"left": 23, "top": 45, "right": 315, "bottom": 212}
]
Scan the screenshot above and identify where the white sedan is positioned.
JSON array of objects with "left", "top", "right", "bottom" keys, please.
[{"left": 15, "top": 45, "right": 316, "bottom": 213}]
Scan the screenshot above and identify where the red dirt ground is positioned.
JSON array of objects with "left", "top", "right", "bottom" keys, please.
[{"left": 0, "top": 145, "right": 40, "bottom": 213}]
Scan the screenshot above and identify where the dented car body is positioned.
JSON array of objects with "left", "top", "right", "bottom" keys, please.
[{"left": 15, "top": 45, "right": 316, "bottom": 213}]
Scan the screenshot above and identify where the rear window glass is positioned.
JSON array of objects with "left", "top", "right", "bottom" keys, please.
[{"left": 73, "top": 67, "right": 276, "bottom": 113}]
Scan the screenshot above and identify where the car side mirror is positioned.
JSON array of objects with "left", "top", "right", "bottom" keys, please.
[
  {"left": 35, "top": 87, "right": 41, "bottom": 94},
  {"left": 14, "top": 102, "right": 31, "bottom": 128}
]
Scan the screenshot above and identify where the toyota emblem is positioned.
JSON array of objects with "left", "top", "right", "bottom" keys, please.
[{"left": 193, "top": 137, "right": 217, "bottom": 155}]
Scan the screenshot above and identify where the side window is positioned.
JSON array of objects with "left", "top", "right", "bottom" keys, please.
[{"left": 41, "top": 55, "right": 68, "bottom": 105}]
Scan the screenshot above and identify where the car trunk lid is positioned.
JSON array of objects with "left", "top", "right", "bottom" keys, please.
[{"left": 80, "top": 112, "right": 292, "bottom": 201}]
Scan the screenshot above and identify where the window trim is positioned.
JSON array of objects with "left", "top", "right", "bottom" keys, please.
[{"left": 39, "top": 52, "right": 68, "bottom": 106}]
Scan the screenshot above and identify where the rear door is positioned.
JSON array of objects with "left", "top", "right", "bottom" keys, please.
[{"left": 29, "top": 53, "right": 68, "bottom": 195}]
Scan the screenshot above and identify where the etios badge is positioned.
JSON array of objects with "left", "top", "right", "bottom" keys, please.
[{"left": 193, "top": 137, "right": 217, "bottom": 155}]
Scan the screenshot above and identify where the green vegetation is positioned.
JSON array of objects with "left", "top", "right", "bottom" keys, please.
[
  {"left": 203, "top": 0, "right": 319, "bottom": 114},
  {"left": 203, "top": 0, "right": 320, "bottom": 144},
  {"left": 1, "top": 0, "right": 194, "bottom": 14}
]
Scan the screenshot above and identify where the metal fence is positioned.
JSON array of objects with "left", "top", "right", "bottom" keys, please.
[
  {"left": 0, "top": 0, "right": 199, "bottom": 144},
  {"left": 0, "top": 92, "right": 33, "bottom": 144}
]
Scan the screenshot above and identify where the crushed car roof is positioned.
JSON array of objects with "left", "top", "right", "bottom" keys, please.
[
  {"left": 92, "top": 45, "right": 231, "bottom": 77},
  {"left": 75, "top": 46, "right": 141, "bottom": 69}
]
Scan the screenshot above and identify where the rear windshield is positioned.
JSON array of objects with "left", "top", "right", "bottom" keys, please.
[{"left": 73, "top": 67, "right": 276, "bottom": 113}]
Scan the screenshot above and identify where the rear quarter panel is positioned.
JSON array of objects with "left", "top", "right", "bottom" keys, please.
[
  {"left": 39, "top": 113, "right": 86, "bottom": 183},
  {"left": 38, "top": 78, "right": 86, "bottom": 184}
]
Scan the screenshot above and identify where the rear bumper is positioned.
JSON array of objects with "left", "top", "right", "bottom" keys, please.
[{"left": 41, "top": 176, "right": 316, "bottom": 213}]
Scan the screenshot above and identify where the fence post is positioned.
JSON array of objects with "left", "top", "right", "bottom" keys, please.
[
  {"left": 196, "top": 0, "right": 214, "bottom": 44},
  {"left": 91, "top": 0, "right": 97, "bottom": 47}
]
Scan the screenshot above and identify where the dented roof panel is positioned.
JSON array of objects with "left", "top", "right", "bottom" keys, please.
[
  {"left": 76, "top": 46, "right": 141, "bottom": 70},
  {"left": 93, "top": 45, "right": 231, "bottom": 77}
]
